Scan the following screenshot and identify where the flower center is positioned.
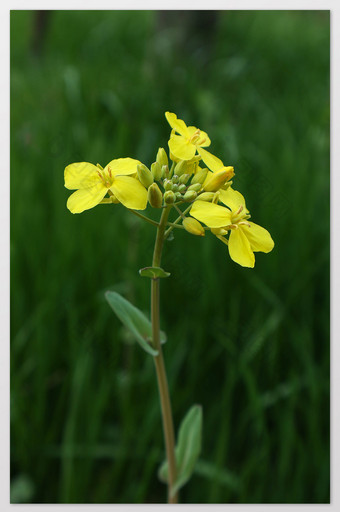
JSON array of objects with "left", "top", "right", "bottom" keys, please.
[
  {"left": 97, "top": 167, "right": 114, "bottom": 188},
  {"left": 188, "top": 129, "right": 201, "bottom": 144},
  {"left": 228, "top": 205, "right": 251, "bottom": 230},
  {"left": 231, "top": 205, "right": 246, "bottom": 224}
]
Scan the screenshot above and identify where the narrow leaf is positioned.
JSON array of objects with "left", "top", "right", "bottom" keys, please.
[
  {"left": 139, "top": 266, "right": 171, "bottom": 279},
  {"left": 158, "top": 404, "right": 203, "bottom": 495},
  {"left": 105, "top": 291, "right": 166, "bottom": 356}
]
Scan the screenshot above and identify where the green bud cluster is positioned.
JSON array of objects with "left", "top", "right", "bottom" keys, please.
[{"left": 143, "top": 148, "right": 222, "bottom": 208}]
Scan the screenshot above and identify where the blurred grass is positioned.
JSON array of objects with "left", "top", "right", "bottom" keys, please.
[{"left": 10, "top": 10, "right": 329, "bottom": 504}]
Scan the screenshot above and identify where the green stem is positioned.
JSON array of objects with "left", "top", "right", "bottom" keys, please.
[
  {"left": 166, "top": 222, "right": 185, "bottom": 229},
  {"left": 151, "top": 205, "right": 178, "bottom": 504},
  {"left": 128, "top": 209, "right": 160, "bottom": 227},
  {"left": 164, "top": 205, "right": 192, "bottom": 240}
]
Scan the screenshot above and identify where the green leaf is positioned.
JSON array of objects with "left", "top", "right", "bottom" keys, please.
[
  {"left": 139, "top": 266, "right": 171, "bottom": 279},
  {"left": 105, "top": 291, "right": 166, "bottom": 356},
  {"left": 158, "top": 404, "right": 203, "bottom": 496}
]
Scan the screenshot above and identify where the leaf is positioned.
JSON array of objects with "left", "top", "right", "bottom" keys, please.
[
  {"left": 158, "top": 404, "right": 203, "bottom": 496},
  {"left": 105, "top": 291, "right": 166, "bottom": 356},
  {"left": 194, "top": 460, "right": 241, "bottom": 491},
  {"left": 139, "top": 266, "right": 171, "bottom": 279}
]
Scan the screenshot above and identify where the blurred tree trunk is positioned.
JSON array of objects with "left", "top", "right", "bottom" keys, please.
[
  {"left": 31, "top": 10, "right": 51, "bottom": 57},
  {"left": 157, "top": 10, "right": 219, "bottom": 61}
]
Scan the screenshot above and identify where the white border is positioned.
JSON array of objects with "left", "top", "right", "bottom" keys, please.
[{"left": 3, "top": 2, "right": 338, "bottom": 511}]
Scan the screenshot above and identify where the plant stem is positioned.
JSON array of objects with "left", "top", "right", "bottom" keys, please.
[
  {"left": 151, "top": 205, "right": 178, "bottom": 504},
  {"left": 166, "top": 222, "right": 185, "bottom": 229},
  {"left": 127, "top": 209, "right": 160, "bottom": 227},
  {"left": 164, "top": 205, "right": 192, "bottom": 240}
]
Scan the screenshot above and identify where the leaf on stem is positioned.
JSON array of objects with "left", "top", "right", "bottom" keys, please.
[
  {"left": 105, "top": 291, "right": 166, "bottom": 356},
  {"left": 158, "top": 404, "right": 203, "bottom": 496},
  {"left": 139, "top": 266, "right": 171, "bottom": 279}
]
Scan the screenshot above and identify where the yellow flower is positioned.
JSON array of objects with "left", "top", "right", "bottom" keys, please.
[
  {"left": 64, "top": 158, "right": 148, "bottom": 214},
  {"left": 197, "top": 147, "right": 234, "bottom": 191},
  {"left": 190, "top": 188, "right": 274, "bottom": 268},
  {"left": 165, "top": 112, "right": 211, "bottom": 161}
]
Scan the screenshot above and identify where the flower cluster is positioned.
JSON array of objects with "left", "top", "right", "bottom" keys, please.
[{"left": 64, "top": 112, "right": 274, "bottom": 267}]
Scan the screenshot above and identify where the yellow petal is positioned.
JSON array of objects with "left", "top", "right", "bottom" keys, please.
[
  {"left": 168, "top": 135, "right": 196, "bottom": 160},
  {"left": 240, "top": 222, "right": 274, "bottom": 253},
  {"left": 228, "top": 228, "right": 255, "bottom": 268},
  {"left": 190, "top": 200, "right": 232, "bottom": 228},
  {"left": 219, "top": 187, "right": 247, "bottom": 212},
  {"left": 104, "top": 157, "right": 141, "bottom": 176},
  {"left": 165, "top": 112, "right": 189, "bottom": 137},
  {"left": 64, "top": 162, "right": 99, "bottom": 190},
  {"left": 197, "top": 147, "right": 224, "bottom": 172},
  {"left": 66, "top": 182, "right": 107, "bottom": 214},
  {"left": 111, "top": 176, "right": 147, "bottom": 210}
]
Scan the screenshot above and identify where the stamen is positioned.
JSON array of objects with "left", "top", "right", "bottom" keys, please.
[
  {"left": 97, "top": 170, "right": 106, "bottom": 184},
  {"left": 235, "top": 205, "right": 244, "bottom": 215},
  {"left": 107, "top": 166, "right": 112, "bottom": 178},
  {"left": 238, "top": 221, "right": 251, "bottom": 227},
  {"left": 188, "top": 129, "right": 201, "bottom": 144}
]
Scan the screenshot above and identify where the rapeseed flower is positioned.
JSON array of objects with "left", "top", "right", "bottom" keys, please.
[
  {"left": 190, "top": 188, "right": 274, "bottom": 267},
  {"left": 165, "top": 112, "right": 211, "bottom": 161},
  {"left": 64, "top": 158, "right": 147, "bottom": 214}
]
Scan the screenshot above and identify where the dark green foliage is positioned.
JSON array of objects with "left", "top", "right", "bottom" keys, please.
[{"left": 10, "top": 10, "right": 329, "bottom": 503}]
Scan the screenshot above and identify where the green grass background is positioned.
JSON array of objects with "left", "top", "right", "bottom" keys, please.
[{"left": 10, "top": 10, "right": 330, "bottom": 504}]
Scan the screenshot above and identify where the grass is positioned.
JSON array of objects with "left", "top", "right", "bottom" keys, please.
[{"left": 10, "top": 10, "right": 330, "bottom": 503}]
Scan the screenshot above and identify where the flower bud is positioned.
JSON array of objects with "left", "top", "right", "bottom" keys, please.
[
  {"left": 105, "top": 192, "right": 120, "bottom": 204},
  {"left": 225, "top": 166, "right": 235, "bottom": 179},
  {"left": 183, "top": 217, "right": 205, "bottom": 237},
  {"left": 179, "top": 173, "right": 190, "bottom": 184},
  {"left": 175, "top": 192, "right": 183, "bottom": 201},
  {"left": 163, "top": 179, "right": 172, "bottom": 191},
  {"left": 156, "top": 147, "right": 168, "bottom": 169},
  {"left": 172, "top": 183, "right": 179, "bottom": 192},
  {"left": 109, "top": 193, "right": 120, "bottom": 204},
  {"left": 187, "top": 182, "right": 202, "bottom": 193},
  {"left": 148, "top": 183, "right": 163, "bottom": 208},
  {"left": 197, "top": 192, "right": 215, "bottom": 202},
  {"left": 172, "top": 174, "right": 179, "bottom": 184},
  {"left": 191, "top": 168, "right": 208, "bottom": 185},
  {"left": 178, "top": 184, "right": 186, "bottom": 193},
  {"left": 137, "top": 164, "right": 154, "bottom": 188},
  {"left": 161, "top": 164, "right": 169, "bottom": 179},
  {"left": 183, "top": 190, "right": 197, "bottom": 202},
  {"left": 204, "top": 168, "right": 232, "bottom": 192},
  {"left": 151, "top": 161, "right": 162, "bottom": 181},
  {"left": 164, "top": 190, "right": 176, "bottom": 204},
  {"left": 174, "top": 161, "right": 187, "bottom": 176}
]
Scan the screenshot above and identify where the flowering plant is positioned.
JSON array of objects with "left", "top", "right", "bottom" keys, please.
[{"left": 64, "top": 112, "right": 274, "bottom": 503}]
